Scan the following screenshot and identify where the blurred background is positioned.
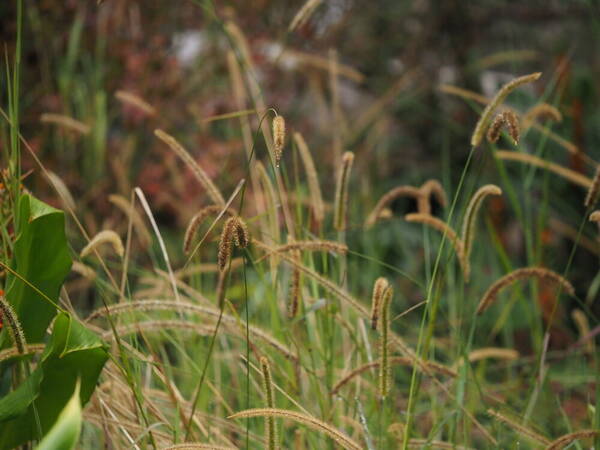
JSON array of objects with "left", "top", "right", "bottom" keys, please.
[{"left": 1, "top": 0, "right": 600, "bottom": 344}]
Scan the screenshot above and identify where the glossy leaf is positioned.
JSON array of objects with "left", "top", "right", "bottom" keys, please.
[
  {"left": 36, "top": 380, "right": 82, "bottom": 450},
  {"left": 0, "top": 314, "right": 108, "bottom": 448},
  {"left": 3, "top": 194, "right": 71, "bottom": 345}
]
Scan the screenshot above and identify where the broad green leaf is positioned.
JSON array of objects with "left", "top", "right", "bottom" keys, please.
[
  {"left": 3, "top": 194, "right": 71, "bottom": 345},
  {"left": 0, "top": 314, "right": 108, "bottom": 448},
  {"left": 0, "top": 367, "right": 43, "bottom": 422},
  {"left": 36, "top": 380, "right": 82, "bottom": 450}
]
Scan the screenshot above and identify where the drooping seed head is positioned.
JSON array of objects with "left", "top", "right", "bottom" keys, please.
[
  {"left": 218, "top": 216, "right": 250, "bottom": 271},
  {"left": 486, "top": 111, "right": 520, "bottom": 145},
  {"left": 218, "top": 217, "right": 237, "bottom": 272},
  {"left": 233, "top": 217, "right": 250, "bottom": 249}
]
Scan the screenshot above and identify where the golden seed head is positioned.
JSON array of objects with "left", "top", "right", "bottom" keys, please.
[
  {"left": 273, "top": 115, "right": 286, "bottom": 167},
  {"left": 371, "top": 277, "right": 390, "bottom": 330}
]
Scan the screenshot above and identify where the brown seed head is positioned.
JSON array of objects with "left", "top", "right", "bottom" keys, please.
[
  {"left": 218, "top": 217, "right": 250, "bottom": 271},
  {"left": 487, "top": 111, "right": 520, "bottom": 145}
]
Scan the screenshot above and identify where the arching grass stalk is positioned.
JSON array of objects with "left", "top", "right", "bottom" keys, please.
[
  {"left": 402, "top": 146, "right": 476, "bottom": 449},
  {"left": 183, "top": 108, "right": 277, "bottom": 440}
]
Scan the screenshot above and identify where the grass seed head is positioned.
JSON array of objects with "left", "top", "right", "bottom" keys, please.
[
  {"left": 0, "top": 296, "right": 26, "bottom": 355},
  {"left": 471, "top": 72, "right": 541, "bottom": 147},
  {"left": 370, "top": 277, "right": 390, "bottom": 330},
  {"left": 486, "top": 111, "right": 520, "bottom": 145},
  {"left": 272, "top": 115, "right": 286, "bottom": 167},
  {"left": 334, "top": 152, "right": 355, "bottom": 231}
]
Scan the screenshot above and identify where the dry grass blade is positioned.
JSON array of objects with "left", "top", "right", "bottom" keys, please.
[
  {"left": 407, "top": 439, "right": 474, "bottom": 449},
  {"left": 288, "top": 0, "right": 323, "bottom": 32},
  {"left": 544, "top": 429, "right": 599, "bottom": 449},
  {"left": 471, "top": 72, "right": 541, "bottom": 147},
  {"left": 590, "top": 210, "right": 600, "bottom": 222},
  {"left": 477, "top": 267, "right": 575, "bottom": 315},
  {"left": 474, "top": 50, "right": 538, "bottom": 70},
  {"left": 334, "top": 152, "right": 354, "bottom": 231},
  {"left": 228, "top": 408, "right": 362, "bottom": 450},
  {"left": 438, "top": 84, "right": 488, "bottom": 104},
  {"left": 115, "top": 90, "right": 156, "bottom": 116},
  {"left": 571, "top": 309, "right": 594, "bottom": 354},
  {"left": 584, "top": 166, "right": 600, "bottom": 208},
  {"left": 162, "top": 444, "right": 236, "bottom": 450},
  {"left": 154, "top": 129, "right": 225, "bottom": 207},
  {"left": 81, "top": 230, "right": 124, "bottom": 258},
  {"left": 46, "top": 171, "right": 76, "bottom": 211},
  {"left": 163, "top": 444, "right": 236, "bottom": 450},
  {"left": 40, "top": 112, "right": 91, "bottom": 135},
  {"left": 0, "top": 344, "right": 45, "bottom": 363},
  {"left": 135, "top": 187, "right": 181, "bottom": 303},
  {"left": 108, "top": 194, "right": 152, "bottom": 248},
  {"left": 255, "top": 161, "right": 281, "bottom": 281},
  {"left": 294, "top": 132, "right": 325, "bottom": 224},
  {"left": 72, "top": 261, "right": 97, "bottom": 280},
  {"left": 496, "top": 151, "right": 593, "bottom": 189},
  {"left": 488, "top": 409, "right": 550, "bottom": 445},
  {"left": 405, "top": 213, "right": 469, "bottom": 280},
  {"left": 288, "top": 249, "right": 301, "bottom": 318}
]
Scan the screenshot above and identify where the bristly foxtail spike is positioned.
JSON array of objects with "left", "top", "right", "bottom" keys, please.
[{"left": 273, "top": 115, "right": 285, "bottom": 168}]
